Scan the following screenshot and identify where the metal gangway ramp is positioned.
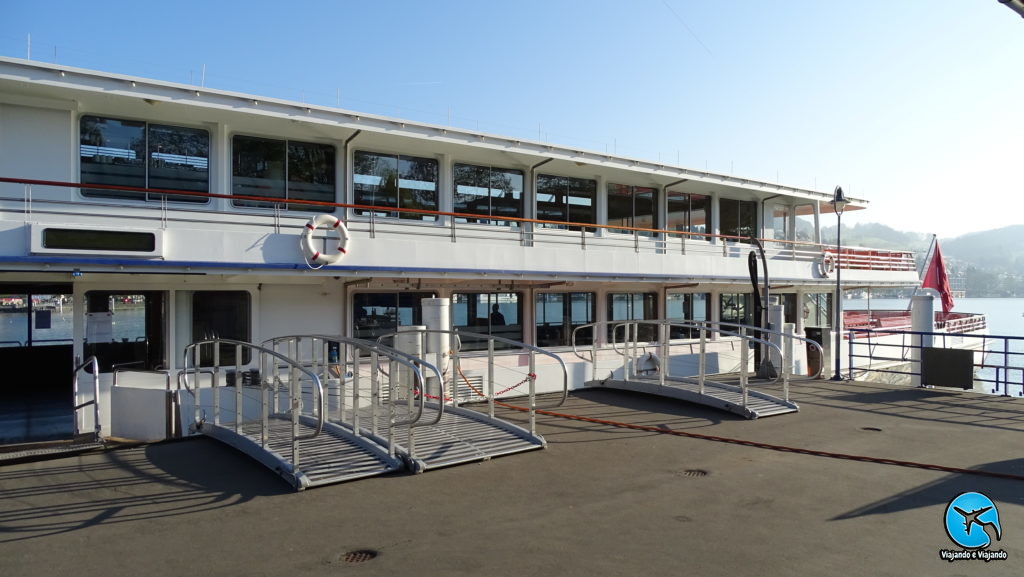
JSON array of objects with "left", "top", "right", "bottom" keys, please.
[
  {"left": 271, "top": 331, "right": 566, "bottom": 472},
  {"left": 181, "top": 337, "right": 441, "bottom": 490},
  {"left": 572, "top": 320, "right": 824, "bottom": 419}
]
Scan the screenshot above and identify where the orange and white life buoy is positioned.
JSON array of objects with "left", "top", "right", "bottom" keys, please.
[
  {"left": 300, "top": 213, "right": 350, "bottom": 266},
  {"left": 818, "top": 252, "right": 836, "bottom": 278}
]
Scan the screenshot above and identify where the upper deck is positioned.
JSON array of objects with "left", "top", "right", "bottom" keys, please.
[{"left": 0, "top": 57, "right": 918, "bottom": 288}]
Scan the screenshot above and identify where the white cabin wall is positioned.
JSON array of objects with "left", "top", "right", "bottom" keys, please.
[
  {"left": 258, "top": 281, "right": 344, "bottom": 341},
  {"left": 0, "top": 102, "right": 73, "bottom": 186}
]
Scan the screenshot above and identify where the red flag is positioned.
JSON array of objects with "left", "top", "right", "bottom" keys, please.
[{"left": 922, "top": 241, "right": 954, "bottom": 314}]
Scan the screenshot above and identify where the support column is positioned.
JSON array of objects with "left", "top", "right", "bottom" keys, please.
[{"left": 910, "top": 294, "right": 935, "bottom": 387}]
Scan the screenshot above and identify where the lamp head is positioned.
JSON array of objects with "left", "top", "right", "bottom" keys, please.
[{"left": 831, "top": 185, "right": 849, "bottom": 215}]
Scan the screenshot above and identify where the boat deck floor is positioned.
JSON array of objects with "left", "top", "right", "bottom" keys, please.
[{"left": 3, "top": 379, "right": 1024, "bottom": 576}]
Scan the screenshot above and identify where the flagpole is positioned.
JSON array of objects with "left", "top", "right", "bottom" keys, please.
[{"left": 906, "top": 234, "right": 937, "bottom": 311}]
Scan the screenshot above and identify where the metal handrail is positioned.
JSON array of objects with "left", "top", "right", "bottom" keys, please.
[
  {"left": 375, "top": 328, "right": 570, "bottom": 436},
  {"left": 182, "top": 337, "right": 325, "bottom": 442},
  {"left": 262, "top": 334, "right": 443, "bottom": 428},
  {"left": 72, "top": 355, "right": 101, "bottom": 438}
]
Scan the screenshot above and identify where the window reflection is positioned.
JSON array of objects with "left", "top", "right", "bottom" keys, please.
[
  {"left": 536, "top": 174, "right": 597, "bottom": 231},
  {"left": 453, "top": 163, "right": 523, "bottom": 225},
  {"left": 354, "top": 151, "right": 437, "bottom": 220}
]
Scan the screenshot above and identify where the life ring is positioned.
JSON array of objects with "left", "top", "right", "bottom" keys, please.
[
  {"left": 818, "top": 252, "right": 836, "bottom": 278},
  {"left": 300, "top": 213, "right": 350, "bottom": 266}
]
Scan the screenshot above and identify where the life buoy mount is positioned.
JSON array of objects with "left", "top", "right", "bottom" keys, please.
[
  {"left": 300, "top": 213, "right": 351, "bottom": 267},
  {"left": 818, "top": 252, "right": 836, "bottom": 278}
]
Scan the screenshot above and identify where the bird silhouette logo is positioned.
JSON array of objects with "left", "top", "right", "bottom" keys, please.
[{"left": 944, "top": 492, "right": 1002, "bottom": 550}]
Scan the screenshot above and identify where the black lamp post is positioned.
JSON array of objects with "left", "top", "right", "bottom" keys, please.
[{"left": 831, "top": 186, "right": 849, "bottom": 381}]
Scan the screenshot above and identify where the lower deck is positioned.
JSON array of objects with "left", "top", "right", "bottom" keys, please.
[{"left": 2, "top": 379, "right": 1021, "bottom": 576}]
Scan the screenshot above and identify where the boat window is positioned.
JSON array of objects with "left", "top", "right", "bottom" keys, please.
[
  {"left": 720, "top": 293, "right": 754, "bottom": 326},
  {"left": 665, "top": 190, "right": 709, "bottom": 240},
  {"left": 0, "top": 293, "right": 73, "bottom": 348},
  {"left": 666, "top": 292, "right": 710, "bottom": 338},
  {"left": 803, "top": 293, "right": 831, "bottom": 328},
  {"left": 607, "top": 292, "right": 657, "bottom": 341},
  {"left": 191, "top": 291, "right": 251, "bottom": 365},
  {"left": 352, "top": 292, "right": 435, "bottom": 341},
  {"left": 536, "top": 174, "right": 597, "bottom": 231},
  {"left": 794, "top": 203, "right": 817, "bottom": 242},
  {"left": 232, "top": 136, "right": 335, "bottom": 211},
  {"left": 452, "top": 292, "right": 522, "bottom": 351},
  {"left": 535, "top": 292, "right": 595, "bottom": 347},
  {"left": 453, "top": 163, "right": 523, "bottom": 225},
  {"left": 353, "top": 151, "right": 437, "bottom": 220},
  {"left": 771, "top": 204, "right": 790, "bottom": 245},
  {"left": 83, "top": 292, "right": 166, "bottom": 371},
  {"left": 80, "top": 116, "right": 209, "bottom": 203},
  {"left": 607, "top": 184, "right": 657, "bottom": 236},
  {"left": 719, "top": 198, "right": 758, "bottom": 242}
]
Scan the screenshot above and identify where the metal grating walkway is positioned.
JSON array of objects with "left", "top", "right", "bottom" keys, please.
[
  {"left": 593, "top": 375, "right": 798, "bottom": 419},
  {"left": 390, "top": 404, "right": 545, "bottom": 472},
  {"left": 199, "top": 415, "right": 404, "bottom": 490}
]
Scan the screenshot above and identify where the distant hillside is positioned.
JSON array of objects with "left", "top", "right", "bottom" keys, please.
[
  {"left": 942, "top": 225, "right": 1024, "bottom": 274},
  {"left": 795, "top": 221, "right": 1023, "bottom": 296}
]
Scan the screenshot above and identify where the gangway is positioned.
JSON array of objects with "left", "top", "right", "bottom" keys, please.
[
  {"left": 272, "top": 332, "right": 564, "bottom": 472},
  {"left": 181, "top": 337, "right": 438, "bottom": 490},
  {"left": 572, "top": 320, "right": 824, "bottom": 419},
  {"left": 374, "top": 329, "right": 567, "bottom": 471}
]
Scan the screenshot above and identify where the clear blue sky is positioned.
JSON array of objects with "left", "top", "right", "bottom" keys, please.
[{"left": 3, "top": 1, "right": 1021, "bottom": 236}]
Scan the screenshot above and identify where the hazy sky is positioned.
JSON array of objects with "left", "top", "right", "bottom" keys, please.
[{"left": 3, "top": 1, "right": 1021, "bottom": 237}]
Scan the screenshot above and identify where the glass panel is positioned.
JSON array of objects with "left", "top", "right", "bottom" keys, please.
[
  {"left": 0, "top": 294, "right": 29, "bottom": 347},
  {"left": 720, "top": 293, "right": 753, "bottom": 326},
  {"left": 535, "top": 292, "right": 594, "bottom": 347},
  {"left": 353, "top": 292, "right": 433, "bottom": 341},
  {"left": 147, "top": 123, "right": 209, "bottom": 203},
  {"left": 566, "top": 177, "right": 596, "bottom": 232},
  {"left": 453, "top": 292, "right": 521, "bottom": 351},
  {"left": 607, "top": 183, "right": 634, "bottom": 234},
  {"left": 795, "top": 203, "right": 817, "bottom": 242},
  {"left": 666, "top": 190, "right": 689, "bottom": 238},
  {"left": 353, "top": 151, "right": 399, "bottom": 216},
  {"left": 398, "top": 155, "right": 438, "bottom": 220},
  {"left": 232, "top": 135, "right": 286, "bottom": 208},
  {"left": 803, "top": 293, "right": 831, "bottom": 328},
  {"left": 720, "top": 199, "right": 739, "bottom": 240},
  {"left": 772, "top": 205, "right": 789, "bottom": 242},
  {"left": 453, "top": 163, "right": 490, "bottom": 222},
  {"left": 607, "top": 292, "right": 656, "bottom": 340},
  {"left": 489, "top": 167, "right": 523, "bottom": 225},
  {"left": 192, "top": 291, "right": 251, "bottom": 365},
  {"left": 536, "top": 174, "right": 566, "bottom": 228},
  {"left": 287, "top": 141, "right": 336, "bottom": 211},
  {"left": 690, "top": 194, "right": 708, "bottom": 237},
  {"left": 80, "top": 116, "right": 146, "bottom": 200},
  {"left": 634, "top": 186, "right": 657, "bottom": 236},
  {"left": 738, "top": 200, "right": 757, "bottom": 239}
]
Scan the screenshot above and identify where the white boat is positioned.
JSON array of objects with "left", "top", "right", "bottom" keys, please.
[{"left": 0, "top": 57, "right": 988, "bottom": 484}]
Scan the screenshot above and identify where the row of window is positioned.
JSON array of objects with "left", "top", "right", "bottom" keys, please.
[{"left": 78, "top": 115, "right": 761, "bottom": 236}]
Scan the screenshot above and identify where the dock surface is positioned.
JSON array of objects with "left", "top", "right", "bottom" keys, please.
[{"left": 2, "top": 379, "right": 1023, "bottom": 576}]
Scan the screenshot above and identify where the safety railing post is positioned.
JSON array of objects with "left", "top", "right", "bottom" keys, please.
[
  {"left": 783, "top": 333, "right": 792, "bottom": 402},
  {"left": 590, "top": 335, "right": 598, "bottom": 382},
  {"left": 352, "top": 350, "right": 361, "bottom": 435},
  {"left": 290, "top": 358, "right": 300, "bottom": 468},
  {"left": 487, "top": 338, "right": 495, "bottom": 419},
  {"left": 739, "top": 327, "right": 749, "bottom": 409},
  {"left": 370, "top": 350, "right": 380, "bottom": 436},
  {"left": 234, "top": 343, "right": 243, "bottom": 433},
  {"left": 212, "top": 342, "right": 221, "bottom": 426},
  {"left": 1003, "top": 338, "right": 1011, "bottom": 398},
  {"left": 698, "top": 323, "right": 707, "bottom": 395},
  {"left": 339, "top": 343, "right": 348, "bottom": 422},
  {"left": 658, "top": 322, "right": 667, "bottom": 387},
  {"left": 529, "top": 350, "right": 537, "bottom": 436},
  {"left": 260, "top": 351, "right": 269, "bottom": 447}
]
